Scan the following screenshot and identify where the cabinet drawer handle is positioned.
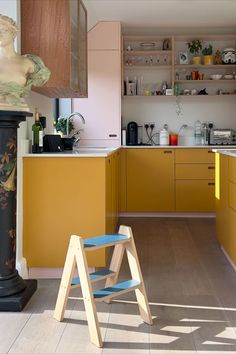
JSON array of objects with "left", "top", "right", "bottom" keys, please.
[
  {"left": 208, "top": 150, "right": 214, "bottom": 154},
  {"left": 163, "top": 150, "right": 172, "bottom": 154},
  {"left": 208, "top": 182, "right": 215, "bottom": 186},
  {"left": 109, "top": 134, "right": 117, "bottom": 137},
  {"left": 208, "top": 166, "right": 215, "bottom": 170}
]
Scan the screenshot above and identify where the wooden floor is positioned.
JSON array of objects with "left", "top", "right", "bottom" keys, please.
[{"left": 1, "top": 217, "right": 236, "bottom": 354}]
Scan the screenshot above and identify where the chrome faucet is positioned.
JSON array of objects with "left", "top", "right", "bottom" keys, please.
[{"left": 67, "top": 112, "right": 85, "bottom": 136}]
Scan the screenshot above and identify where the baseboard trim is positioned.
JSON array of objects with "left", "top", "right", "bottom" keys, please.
[
  {"left": 119, "top": 212, "right": 216, "bottom": 218},
  {"left": 28, "top": 267, "right": 95, "bottom": 279},
  {"left": 221, "top": 246, "right": 236, "bottom": 272}
]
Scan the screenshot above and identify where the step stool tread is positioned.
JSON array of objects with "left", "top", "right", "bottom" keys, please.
[
  {"left": 83, "top": 234, "right": 129, "bottom": 249},
  {"left": 71, "top": 269, "right": 115, "bottom": 286},
  {"left": 93, "top": 279, "right": 140, "bottom": 299}
]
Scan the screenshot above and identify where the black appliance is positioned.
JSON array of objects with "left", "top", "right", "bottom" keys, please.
[
  {"left": 43, "top": 134, "right": 64, "bottom": 152},
  {"left": 127, "top": 121, "right": 138, "bottom": 145}
]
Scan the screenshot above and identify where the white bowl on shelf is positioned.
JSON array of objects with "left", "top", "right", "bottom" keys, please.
[
  {"left": 223, "top": 74, "right": 234, "bottom": 79},
  {"left": 210, "top": 74, "right": 222, "bottom": 80}
]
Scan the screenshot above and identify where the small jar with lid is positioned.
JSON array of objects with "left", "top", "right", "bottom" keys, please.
[{"left": 160, "top": 124, "right": 169, "bottom": 145}]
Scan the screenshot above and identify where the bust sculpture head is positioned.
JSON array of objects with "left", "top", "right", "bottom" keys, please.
[{"left": 0, "top": 14, "right": 50, "bottom": 111}]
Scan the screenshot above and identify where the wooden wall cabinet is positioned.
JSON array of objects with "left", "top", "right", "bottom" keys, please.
[{"left": 21, "top": 0, "right": 87, "bottom": 98}]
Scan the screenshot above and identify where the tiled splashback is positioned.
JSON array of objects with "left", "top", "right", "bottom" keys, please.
[{"left": 122, "top": 96, "right": 236, "bottom": 141}]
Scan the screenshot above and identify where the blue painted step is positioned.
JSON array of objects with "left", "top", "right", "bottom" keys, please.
[
  {"left": 83, "top": 234, "right": 129, "bottom": 250},
  {"left": 71, "top": 269, "right": 115, "bottom": 286},
  {"left": 93, "top": 279, "right": 140, "bottom": 300}
]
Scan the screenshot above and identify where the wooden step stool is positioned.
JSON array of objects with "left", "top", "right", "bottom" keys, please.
[{"left": 54, "top": 225, "right": 153, "bottom": 347}]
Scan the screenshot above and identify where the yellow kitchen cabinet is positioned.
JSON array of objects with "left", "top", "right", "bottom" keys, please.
[
  {"left": 215, "top": 153, "right": 229, "bottom": 246},
  {"left": 176, "top": 180, "right": 215, "bottom": 212},
  {"left": 175, "top": 148, "right": 215, "bottom": 164},
  {"left": 119, "top": 148, "right": 127, "bottom": 212},
  {"left": 176, "top": 164, "right": 215, "bottom": 180},
  {"left": 126, "top": 149, "right": 175, "bottom": 212},
  {"left": 175, "top": 148, "right": 215, "bottom": 212},
  {"left": 229, "top": 208, "right": 236, "bottom": 265},
  {"left": 23, "top": 154, "right": 118, "bottom": 268},
  {"left": 106, "top": 151, "right": 119, "bottom": 234}
]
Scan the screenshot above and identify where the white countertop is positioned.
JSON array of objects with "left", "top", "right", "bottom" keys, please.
[
  {"left": 22, "top": 145, "right": 236, "bottom": 157},
  {"left": 213, "top": 148, "right": 236, "bottom": 157}
]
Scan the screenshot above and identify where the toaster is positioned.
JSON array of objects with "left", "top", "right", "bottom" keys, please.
[{"left": 209, "top": 129, "right": 236, "bottom": 145}]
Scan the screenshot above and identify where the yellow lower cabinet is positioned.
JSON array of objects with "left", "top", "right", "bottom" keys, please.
[
  {"left": 126, "top": 149, "right": 175, "bottom": 212},
  {"left": 229, "top": 208, "right": 236, "bottom": 265},
  {"left": 176, "top": 164, "right": 215, "bottom": 180},
  {"left": 23, "top": 156, "right": 118, "bottom": 268},
  {"left": 215, "top": 153, "right": 229, "bottom": 246},
  {"left": 176, "top": 180, "right": 215, "bottom": 212},
  {"left": 175, "top": 148, "right": 215, "bottom": 164},
  {"left": 119, "top": 148, "right": 127, "bottom": 212}
]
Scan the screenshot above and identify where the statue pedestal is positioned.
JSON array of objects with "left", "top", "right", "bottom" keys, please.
[{"left": 0, "top": 111, "right": 37, "bottom": 311}]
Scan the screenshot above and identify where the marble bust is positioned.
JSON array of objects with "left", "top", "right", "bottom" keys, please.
[{"left": 0, "top": 14, "right": 50, "bottom": 111}]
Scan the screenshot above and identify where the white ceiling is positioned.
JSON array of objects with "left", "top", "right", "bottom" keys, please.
[{"left": 83, "top": 0, "right": 236, "bottom": 34}]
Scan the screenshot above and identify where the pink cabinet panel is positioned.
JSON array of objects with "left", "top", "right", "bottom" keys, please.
[
  {"left": 88, "top": 21, "right": 121, "bottom": 50},
  {"left": 72, "top": 50, "right": 121, "bottom": 144}
]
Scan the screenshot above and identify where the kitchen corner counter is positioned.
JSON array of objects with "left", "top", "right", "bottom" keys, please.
[
  {"left": 22, "top": 147, "right": 119, "bottom": 158},
  {"left": 123, "top": 145, "right": 236, "bottom": 149},
  {"left": 213, "top": 148, "right": 236, "bottom": 157}
]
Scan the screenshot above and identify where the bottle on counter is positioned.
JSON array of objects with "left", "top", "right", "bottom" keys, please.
[
  {"left": 160, "top": 124, "right": 169, "bottom": 145},
  {"left": 32, "top": 108, "right": 43, "bottom": 153},
  {"left": 194, "top": 120, "right": 202, "bottom": 145},
  {"left": 201, "top": 122, "right": 209, "bottom": 145}
]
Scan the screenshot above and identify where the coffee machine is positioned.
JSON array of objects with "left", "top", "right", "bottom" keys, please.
[{"left": 126, "top": 121, "right": 138, "bottom": 145}]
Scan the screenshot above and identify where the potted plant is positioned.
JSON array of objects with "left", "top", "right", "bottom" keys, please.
[
  {"left": 202, "top": 44, "right": 214, "bottom": 65},
  {"left": 55, "top": 117, "right": 75, "bottom": 150},
  {"left": 55, "top": 117, "right": 74, "bottom": 136},
  {"left": 187, "top": 39, "right": 202, "bottom": 64}
]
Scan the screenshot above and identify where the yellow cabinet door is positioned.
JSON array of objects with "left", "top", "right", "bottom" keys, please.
[
  {"left": 175, "top": 148, "right": 215, "bottom": 164},
  {"left": 126, "top": 149, "right": 175, "bottom": 212},
  {"left": 176, "top": 180, "right": 215, "bottom": 212},
  {"left": 119, "top": 148, "right": 127, "bottom": 212},
  {"left": 215, "top": 153, "right": 229, "bottom": 246},
  {"left": 23, "top": 157, "right": 108, "bottom": 268},
  {"left": 229, "top": 208, "right": 236, "bottom": 265},
  {"left": 229, "top": 156, "right": 236, "bottom": 184}
]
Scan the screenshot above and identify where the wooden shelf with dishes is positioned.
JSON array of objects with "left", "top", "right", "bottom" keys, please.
[
  {"left": 122, "top": 34, "right": 236, "bottom": 99},
  {"left": 122, "top": 35, "right": 174, "bottom": 97}
]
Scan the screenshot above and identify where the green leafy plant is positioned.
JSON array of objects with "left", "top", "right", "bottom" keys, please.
[
  {"left": 187, "top": 39, "right": 202, "bottom": 55},
  {"left": 202, "top": 44, "right": 213, "bottom": 56},
  {"left": 55, "top": 117, "right": 74, "bottom": 136}
]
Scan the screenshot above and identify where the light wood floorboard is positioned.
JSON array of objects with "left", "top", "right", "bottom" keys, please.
[{"left": 1, "top": 218, "right": 236, "bottom": 353}]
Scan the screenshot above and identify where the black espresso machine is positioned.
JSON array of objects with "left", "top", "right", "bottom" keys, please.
[{"left": 126, "top": 121, "right": 138, "bottom": 145}]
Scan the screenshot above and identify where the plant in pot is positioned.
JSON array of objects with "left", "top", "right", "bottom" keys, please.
[
  {"left": 187, "top": 39, "right": 202, "bottom": 65},
  {"left": 202, "top": 44, "right": 214, "bottom": 65},
  {"left": 55, "top": 117, "right": 75, "bottom": 150}
]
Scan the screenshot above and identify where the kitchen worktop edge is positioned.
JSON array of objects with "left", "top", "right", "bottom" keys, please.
[{"left": 22, "top": 145, "right": 236, "bottom": 157}]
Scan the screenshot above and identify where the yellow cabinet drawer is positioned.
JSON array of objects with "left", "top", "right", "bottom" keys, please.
[
  {"left": 229, "top": 156, "right": 236, "bottom": 184},
  {"left": 176, "top": 164, "right": 215, "bottom": 179},
  {"left": 176, "top": 180, "right": 215, "bottom": 212},
  {"left": 175, "top": 149, "right": 215, "bottom": 164},
  {"left": 229, "top": 181, "right": 236, "bottom": 211}
]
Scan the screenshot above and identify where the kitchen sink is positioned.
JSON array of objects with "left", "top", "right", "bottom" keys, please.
[{"left": 72, "top": 146, "right": 113, "bottom": 154}]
